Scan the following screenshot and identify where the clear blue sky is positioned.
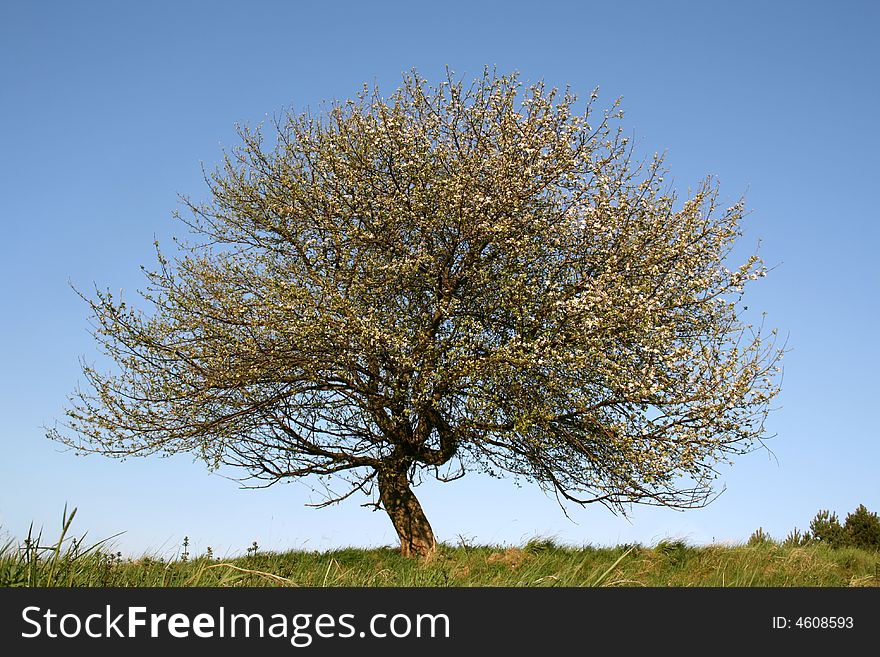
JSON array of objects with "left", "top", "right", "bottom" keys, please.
[{"left": 2, "top": 0, "right": 878, "bottom": 558}]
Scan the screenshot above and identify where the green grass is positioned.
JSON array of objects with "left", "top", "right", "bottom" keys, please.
[{"left": 3, "top": 509, "right": 879, "bottom": 587}]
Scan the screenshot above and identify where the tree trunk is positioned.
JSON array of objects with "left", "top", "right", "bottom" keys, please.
[{"left": 378, "top": 467, "right": 436, "bottom": 558}]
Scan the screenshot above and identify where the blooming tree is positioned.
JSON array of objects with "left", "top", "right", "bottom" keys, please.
[{"left": 50, "top": 69, "right": 782, "bottom": 557}]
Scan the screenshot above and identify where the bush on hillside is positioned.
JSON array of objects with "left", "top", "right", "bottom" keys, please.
[
  {"left": 806, "top": 504, "right": 880, "bottom": 551},
  {"left": 808, "top": 509, "right": 844, "bottom": 547},
  {"left": 842, "top": 504, "right": 880, "bottom": 550},
  {"left": 747, "top": 527, "right": 773, "bottom": 546}
]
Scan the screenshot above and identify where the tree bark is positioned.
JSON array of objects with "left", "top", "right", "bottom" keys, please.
[{"left": 378, "top": 466, "right": 436, "bottom": 558}]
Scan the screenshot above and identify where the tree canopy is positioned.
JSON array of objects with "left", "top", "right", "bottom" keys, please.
[{"left": 51, "top": 68, "right": 782, "bottom": 556}]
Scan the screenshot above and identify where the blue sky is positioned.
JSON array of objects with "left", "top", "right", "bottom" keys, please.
[{"left": 1, "top": 0, "right": 878, "bottom": 558}]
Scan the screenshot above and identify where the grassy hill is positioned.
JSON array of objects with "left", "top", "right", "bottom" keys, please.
[{"left": 3, "top": 529, "right": 879, "bottom": 587}]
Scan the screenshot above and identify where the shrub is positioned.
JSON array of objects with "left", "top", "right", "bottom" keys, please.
[
  {"left": 808, "top": 510, "right": 844, "bottom": 547},
  {"left": 782, "top": 527, "right": 810, "bottom": 548},
  {"left": 747, "top": 527, "right": 774, "bottom": 546},
  {"left": 842, "top": 504, "right": 880, "bottom": 551}
]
